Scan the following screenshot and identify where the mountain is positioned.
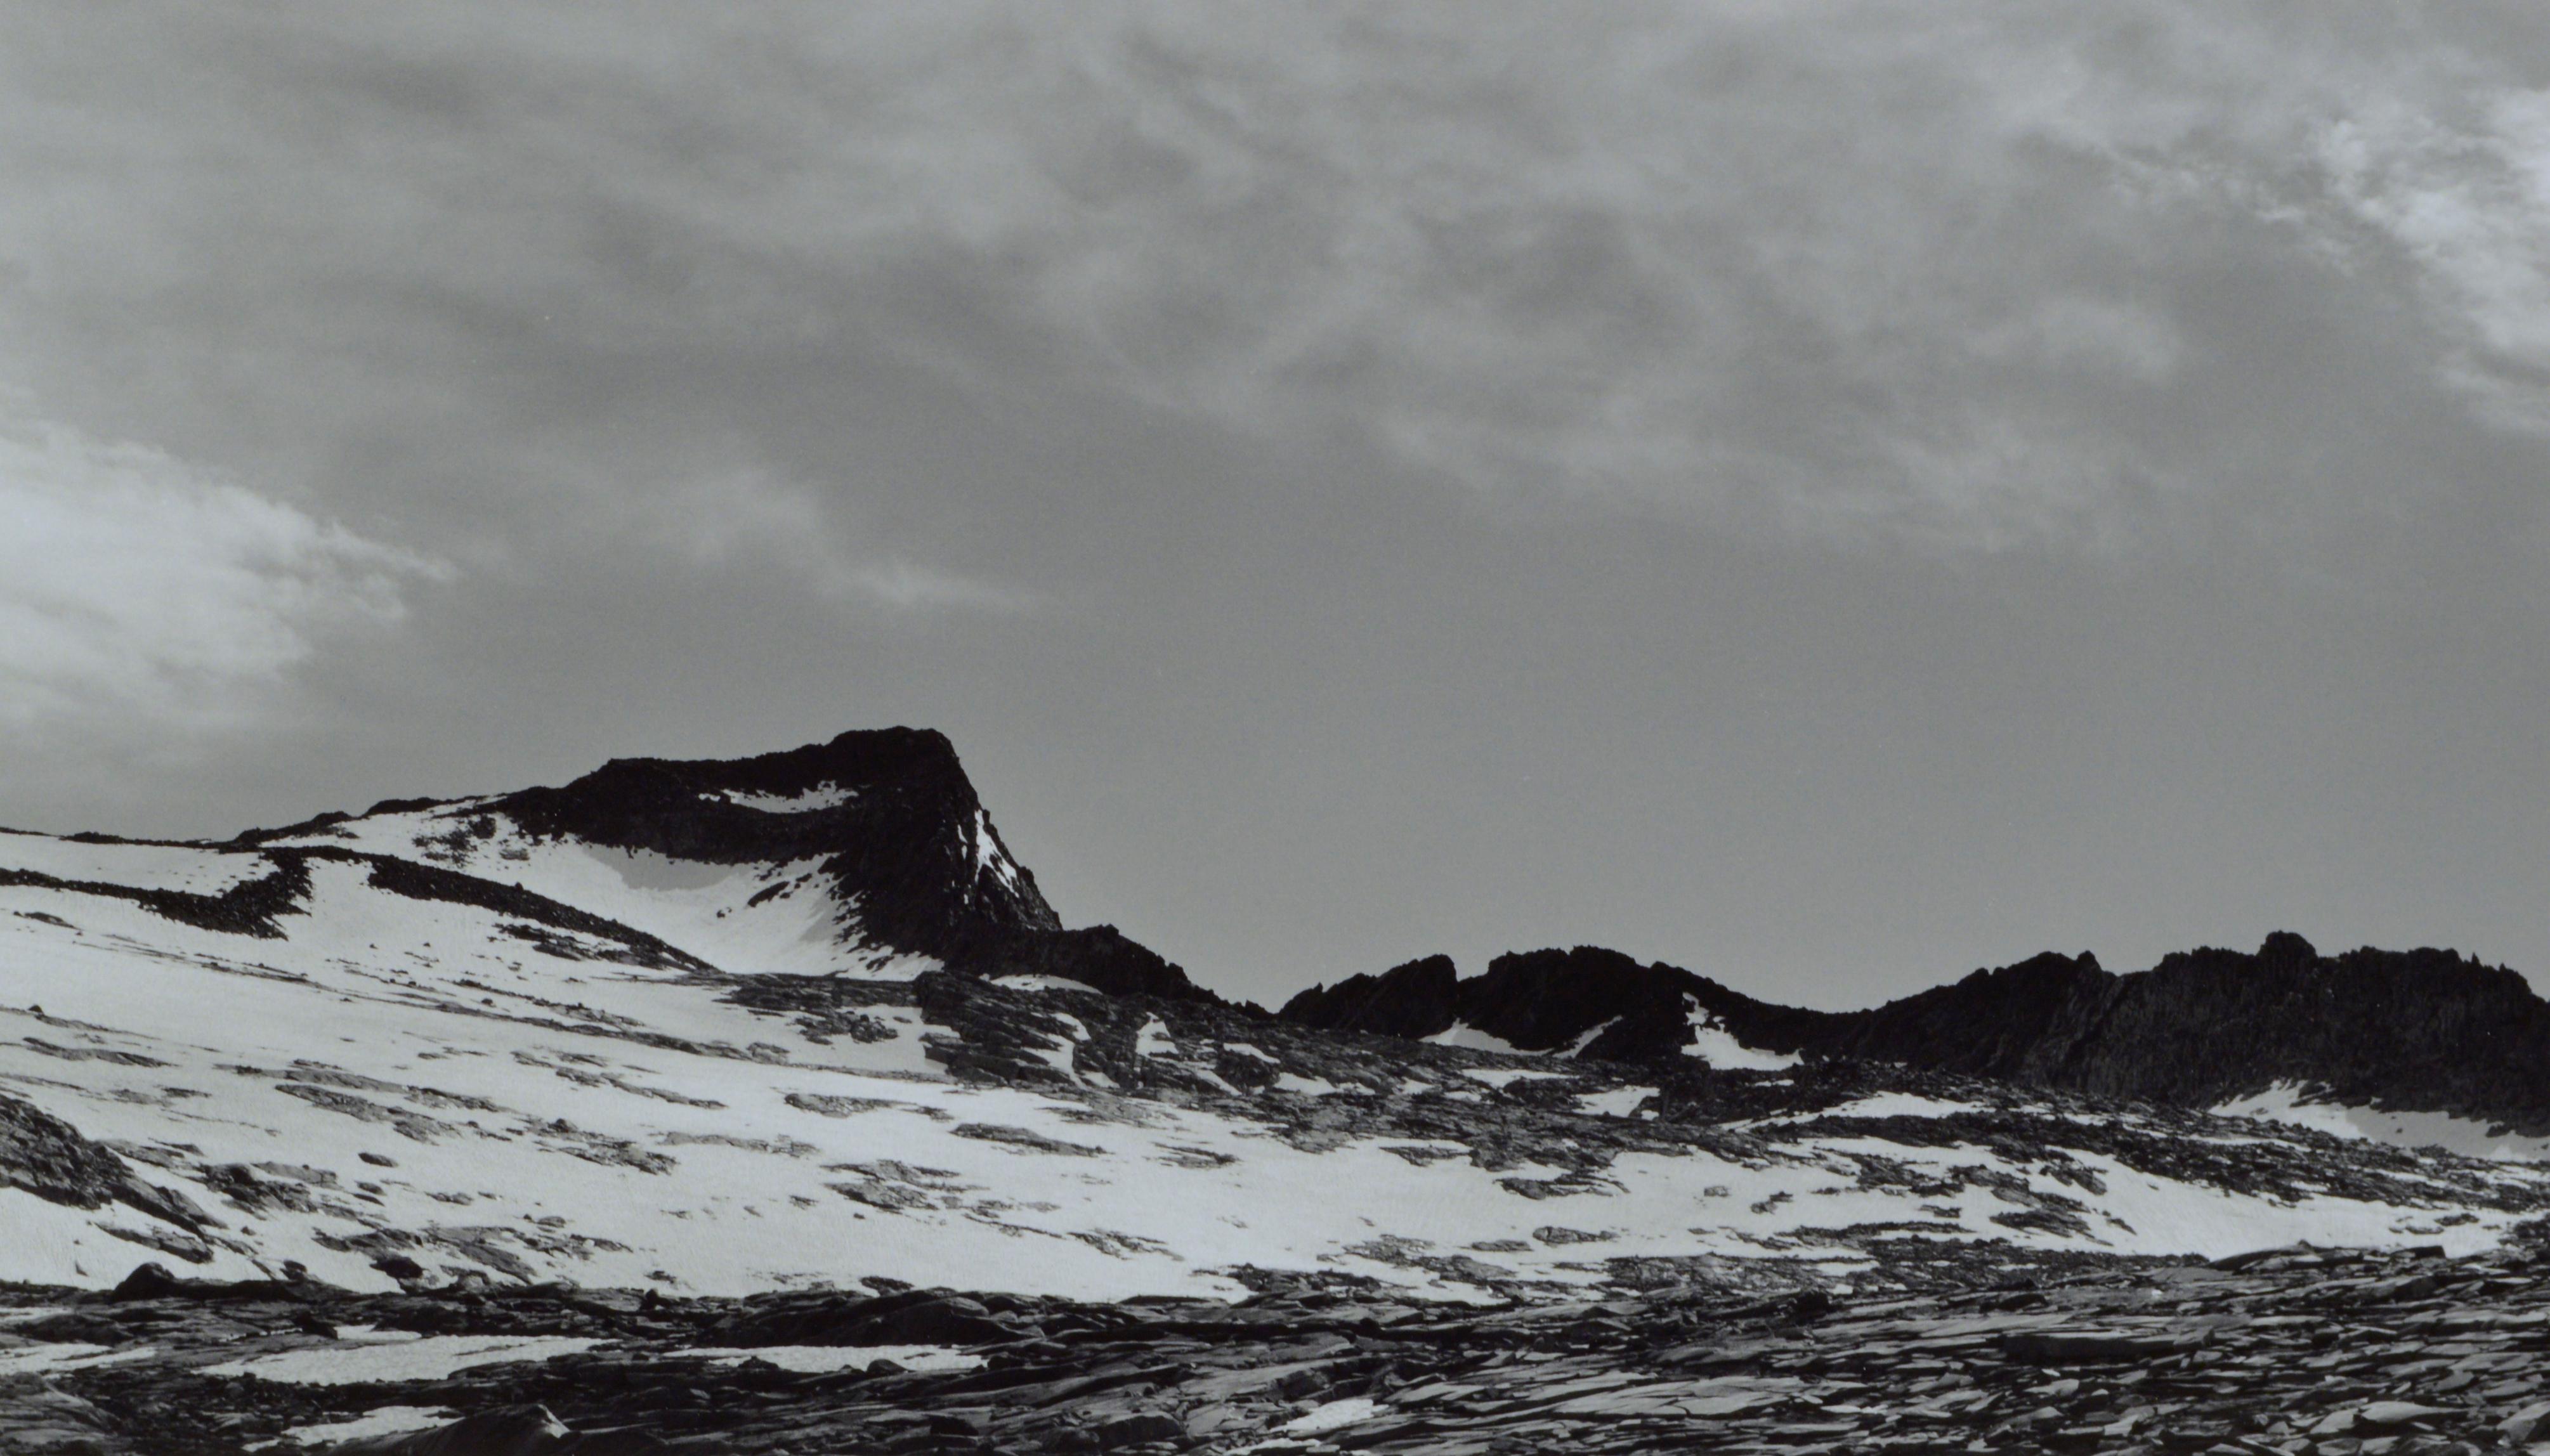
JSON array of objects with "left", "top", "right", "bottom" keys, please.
[
  {"left": 1282, "top": 946, "right": 1841, "bottom": 1064},
  {"left": 1, "top": 725, "right": 2546, "bottom": 1316},
  {"left": 228, "top": 727, "right": 1209, "bottom": 1001},
  {"left": 1283, "top": 933, "right": 2550, "bottom": 1145},
  {"left": 10, "top": 730, "right": 2550, "bottom": 1452}
]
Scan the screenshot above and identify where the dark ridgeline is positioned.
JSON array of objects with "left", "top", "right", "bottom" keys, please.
[
  {"left": 1281, "top": 946, "right": 1842, "bottom": 1062},
  {"left": 1285, "top": 932, "right": 2550, "bottom": 1133},
  {"left": 214, "top": 726, "right": 2550, "bottom": 1117}
]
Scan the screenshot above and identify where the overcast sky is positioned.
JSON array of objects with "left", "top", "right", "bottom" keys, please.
[{"left": 5, "top": 3, "right": 2549, "bottom": 1007}]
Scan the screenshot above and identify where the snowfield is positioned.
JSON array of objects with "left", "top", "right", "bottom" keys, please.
[
  {"left": 2217, "top": 1081, "right": 2550, "bottom": 1163},
  {"left": 4, "top": 824, "right": 2548, "bottom": 1306}
]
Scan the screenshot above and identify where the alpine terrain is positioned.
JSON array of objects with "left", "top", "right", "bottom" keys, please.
[{"left": 4, "top": 729, "right": 2550, "bottom": 1453}]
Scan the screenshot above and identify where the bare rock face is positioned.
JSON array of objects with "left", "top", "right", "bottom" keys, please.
[
  {"left": 1278, "top": 954, "right": 1459, "bottom": 1040},
  {"left": 1282, "top": 946, "right": 1838, "bottom": 1060},
  {"left": 1287, "top": 933, "right": 2550, "bottom": 1134},
  {"left": 448, "top": 729, "right": 1063, "bottom": 963},
  {"left": 1822, "top": 933, "right": 2550, "bottom": 1130},
  {"left": 0, "top": 1093, "right": 211, "bottom": 1246}
]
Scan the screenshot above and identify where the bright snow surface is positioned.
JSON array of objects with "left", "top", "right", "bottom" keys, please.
[
  {"left": 1682, "top": 998, "right": 1800, "bottom": 1071},
  {"left": 264, "top": 805, "right": 896, "bottom": 976},
  {"left": 3, "top": 826, "right": 2546, "bottom": 1304},
  {"left": 278, "top": 1407, "right": 458, "bottom": 1445},
  {"left": 2216, "top": 1082, "right": 2550, "bottom": 1162}
]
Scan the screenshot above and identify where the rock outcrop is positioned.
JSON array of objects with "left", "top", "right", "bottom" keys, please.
[{"left": 1286, "top": 933, "right": 2550, "bottom": 1133}]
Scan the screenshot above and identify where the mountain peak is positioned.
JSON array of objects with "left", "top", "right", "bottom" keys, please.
[{"left": 485, "top": 727, "right": 1061, "bottom": 961}]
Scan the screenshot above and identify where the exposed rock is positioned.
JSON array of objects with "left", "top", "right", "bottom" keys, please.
[
  {"left": 1284, "top": 933, "right": 2550, "bottom": 1135},
  {"left": 10, "top": 1242, "right": 2550, "bottom": 1453}
]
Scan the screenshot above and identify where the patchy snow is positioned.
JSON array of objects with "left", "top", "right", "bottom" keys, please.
[
  {"left": 0, "top": 1342, "right": 157, "bottom": 1377},
  {"left": 993, "top": 974, "right": 1101, "bottom": 994},
  {"left": 970, "top": 809, "right": 1026, "bottom": 894},
  {"left": 3, "top": 822, "right": 2545, "bottom": 1307},
  {"left": 0, "top": 831, "right": 266, "bottom": 897},
  {"left": 1134, "top": 1018, "right": 1177, "bottom": 1059},
  {"left": 203, "top": 1335, "right": 602, "bottom": 1386},
  {"left": 1281, "top": 1397, "right": 1382, "bottom": 1434},
  {"left": 712, "top": 785, "right": 856, "bottom": 813},
  {"left": 281, "top": 1407, "right": 457, "bottom": 1445},
  {"left": 2216, "top": 1082, "right": 2550, "bottom": 1162},
  {"left": 266, "top": 807, "right": 869, "bottom": 976},
  {"left": 1423, "top": 1024, "right": 1526, "bottom": 1055},
  {"left": 1564, "top": 1018, "right": 1621, "bottom": 1056},
  {"left": 1460, "top": 1067, "right": 1574, "bottom": 1090},
  {"left": 1682, "top": 999, "right": 1800, "bottom": 1071},
  {"left": 688, "top": 1345, "right": 985, "bottom": 1374},
  {"left": 1575, "top": 1086, "right": 1656, "bottom": 1119},
  {"left": 1756, "top": 1092, "right": 1985, "bottom": 1123}
]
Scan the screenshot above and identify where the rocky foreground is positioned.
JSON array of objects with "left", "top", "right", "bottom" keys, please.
[{"left": 10, "top": 1238, "right": 2550, "bottom": 1454}]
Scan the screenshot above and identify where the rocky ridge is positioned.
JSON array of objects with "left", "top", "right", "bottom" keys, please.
[{"left": 1283, "top": 937, "right": 2550, "bottom": 1136}]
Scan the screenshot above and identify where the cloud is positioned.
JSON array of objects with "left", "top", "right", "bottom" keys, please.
[
  {"left": 0, "top": 410, "right": 447, "bottom": 755},
  {"left": 2316, "top": 89, "right": 2550, "bottom": 433},
  {"left": 7, "top": 3, "right": 2550, "bottom": 564},
  {"left": 646, "top": 467, "right": 1031, "bottom": 615}
]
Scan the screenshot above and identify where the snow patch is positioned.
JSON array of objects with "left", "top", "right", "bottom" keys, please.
[
  {"left": 1564, "top": 1018, "right": 1621, "bottom": 1056},
  {"left": 2216, "top": 1082, "right": 2550, "bottom": 1163},
  {"left": 690, "top": 1344, "right": 986, "bottom": 1374},
  {"left": 203, "top": 1335, "right": 602, "bottom": 1386},
  {"left": 1281, "top": 1397, "right": 1383, "bottom": 1434},
  {"left": 282, "top": 1407, "right": 458, "bottom": 1445},
  {"left": 993, "top": 974, "right": 1101, "bottom": 995},
  {"left": 1461, "top": 1067, "right": 1573, "bottom": 1090},
  {"left": 1575, "top": 1086, "right": 1657, "bottom": 1119},
  {"left": 0, "top": 1342, "right": 157, "bottom": 1377},
  {"left": 1423, "top": 1023, "right": 1526, "bottom": 1055},
  {"left": 712, "top": 784, "right": 856, "bottom": 813},
  {"left": 1682, "top": 998, "right": 1799, "bottom": 1071}
]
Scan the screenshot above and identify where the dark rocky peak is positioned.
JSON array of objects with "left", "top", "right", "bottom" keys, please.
[
  {"left": 1815, "top": 950, "right": 2119, "bottom": 1081},
  {"left": 1461, "top": 947, "right": 1718, "bottom": 1060},
  {"left": 1283, "top": 946, "right": 1841, "bottom": 1062},
  {"left": 484, "top": 727, "right": 1060, "bottom": 961},
  {"left": 1285, "top": 932, "right": 2550, "bottom": 1131},
  {"left": 1821, "top": 935, "right": 2550, "bottom": 1131},
  {"left": 1279, "top": 954, "right": 1458, "bottom": 1040}
]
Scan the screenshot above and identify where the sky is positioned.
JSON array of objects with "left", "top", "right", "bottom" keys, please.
[{"left": 4, "top": 3, "right": 2549, "bottom": 1009}]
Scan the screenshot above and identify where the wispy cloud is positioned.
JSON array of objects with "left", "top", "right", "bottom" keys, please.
[
  {"left": 0, "top": 410, "right": 447, "bottom": 758},
  {"left": 653, "top": 467, "right": 1031, "bottom": 616}
]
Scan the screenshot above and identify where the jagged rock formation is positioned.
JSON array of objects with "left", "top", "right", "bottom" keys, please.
[
  {"left": 1824, "top": 933, "right": 2550, "bottom": 1131},
  {"left": 1285, "top": 933, "right": 2550, "bottom": 1136},
  {"left": 1282, "top": 946, "right": 1838, "bottom": 1060}
]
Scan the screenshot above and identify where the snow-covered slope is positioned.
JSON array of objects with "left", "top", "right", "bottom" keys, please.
[
  {"left": 250, "top": 727, "right": 1053, "bottom": 978},
  {"left": 5, "top": 732, "right": 2549, "bottom": 1310},
  {"left": 4, "top": 824, "right": 2547, "bottom": 1304}
]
